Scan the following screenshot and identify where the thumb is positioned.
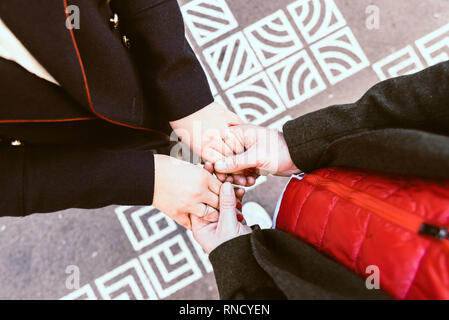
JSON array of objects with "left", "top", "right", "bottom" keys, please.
[
  {"left": 214, "top": 150, "right": 257, "bottom": 173},
  {"left": 217, "top": 182, "right": 238, "bottom": 230}
]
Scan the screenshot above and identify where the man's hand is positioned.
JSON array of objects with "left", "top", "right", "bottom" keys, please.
[
  {"left": 153, "top": 155, "right": 222, "bottom": 229},
  {"left": 192, "top": 182, "right": 252, "bottom": 254},
  {"left": 214, "top": 124, "right": 301, "bottom": 176},
  {"left": 170, "top": 101, "right": 257, "bottom": 186}
]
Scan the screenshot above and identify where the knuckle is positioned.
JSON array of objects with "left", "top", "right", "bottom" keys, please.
[{"left": 220, "top": 198, "right": 236, "bottom": 208}]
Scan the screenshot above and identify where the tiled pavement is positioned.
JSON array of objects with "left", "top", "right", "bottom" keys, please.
[{"left": 0, "top": 0, "right": 448, "bottom": 299}]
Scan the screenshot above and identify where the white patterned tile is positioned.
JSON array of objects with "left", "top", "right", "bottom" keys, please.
[
  {"left": 415, "top": 22, "right": 449, "bottom": 66},
  {"left": 60, "top": 284, "right": 97, "bottom": 300},
  {"left": 203, "top": 32, "right": 263, "bottom": 90},
  {"left": 244, "top": 9, "right": 303, "bottom": 67},
  {"left": 182, "top": 0, "right": 238, "bottom": 46},
  {"left": 115, "top": 206, "right": 178, "bottom": 252},
  {"left": 139, "top": 235, "right": 203, "bottom": 299},
  {"left": 95, "top": 259, "right": 157, "bottom": 300},
  {"left": 310, "top": 27, "right": 370, "bottom": 85},
  {"left": 226, "top": 72, "right": 285, "bottom": 125},
  {"left": 287, "top": 0, "right": 346, "bottom": 44},
  {"left": 197, "top": 54, "right": 218, "bottom": 96},
  {"left": 267, "top": 50, "right": 326, "bottom": 108},
  {"left": 372, "top": 45, "right": 425, "bottom": 81},
  {"left": 185, "top": 230, "right": 213, "bottom": 273}
]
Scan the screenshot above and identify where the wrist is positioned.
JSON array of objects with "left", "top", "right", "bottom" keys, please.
[
  {"left": 152, "top": 154, "right": 169, "bottom": 208},
  {"left": 277, "top": 132, "right": 301, "bottom": 176}
]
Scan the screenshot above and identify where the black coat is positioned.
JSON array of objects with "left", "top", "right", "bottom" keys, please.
[
  {"left": 210, "top": 61, "right": 449, "bottom": 300},
  {"left": 0, "top": 0, "right": 213, "bottom": 217}
]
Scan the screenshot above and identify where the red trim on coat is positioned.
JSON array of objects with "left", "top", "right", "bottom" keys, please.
[{"left": 0, "top": 117, "right": 96, "bottom": 123}]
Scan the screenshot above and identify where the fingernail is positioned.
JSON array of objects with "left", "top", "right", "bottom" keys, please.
[
  {"left": 236, "top": 202, "right": 242, "bottom": 210},
  {"left": 215, "top": 161, "right": 226, "bottom": 171},
  {"left": 237, "top": 214, "right": 244, "bottom": 222},
  {"left": 223, "top": 182, "right": 233, "bottom": 195}
]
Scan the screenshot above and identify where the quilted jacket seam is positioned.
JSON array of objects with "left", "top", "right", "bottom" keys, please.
[{"left": 403, "top": 243, "right": 431, "bottom": 299}]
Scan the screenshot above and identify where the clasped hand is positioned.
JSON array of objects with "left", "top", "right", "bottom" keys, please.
[{"left": 152, "top": 102, "right": 300, "bottom": 251}]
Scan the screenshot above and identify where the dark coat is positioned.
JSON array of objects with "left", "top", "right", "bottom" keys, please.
[
  {"left": 0, "top": 0, "right": 213, "bottom": 217},
  {"left": 210, "top": 61, "right": 449, "bottom": 300}
]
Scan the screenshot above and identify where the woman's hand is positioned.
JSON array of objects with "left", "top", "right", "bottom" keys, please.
[
  {"left": 214, "top": 124, "right": 301, "bottom": 176},
  {"left": 152, "top": 154, "right": 222, "bottom": 229},
  {"left": 170, "top": 102, "right": 258, "bottom": 186},
  {"left": 191, "top": 182, "right": 252, "bottom": 254},
  {"left": 169, "top": 101, "right": 243, "bottom": 162}
]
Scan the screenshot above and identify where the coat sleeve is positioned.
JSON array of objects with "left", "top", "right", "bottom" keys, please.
[
  {"left": 283, "top": 61, "right": 449, "bottom": 179},
  {"left": 0, "top": 145, "right": 155, "bottom": 217},
  {"left": 109, "top": 0, "right": 214, "bottom": 121},
  {"left": 209, "top": 228, "right": 390, "bottom": 300}
]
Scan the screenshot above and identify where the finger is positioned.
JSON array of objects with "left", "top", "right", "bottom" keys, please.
[
  {"left": 217, "top": 182, "right": 238, "bottom": 230},
  {"left": 213, "top": 140, "right": 234, "bottom": 157},
  {"left": 189, "top": 203, "right": 219, "bottom": 222},
  {"left": 238, "top": 214, "right": 247, "bottom": 225},
  {"left": 203, "top": 190, "right": 219, "bottom": 209},
  {"left": 202, "top": 148, "right": 224, "bottom": 164},
  {"left": 236, "top": 201, "right": 242, "bottom": 211},
  {"left": 246, "top": 176, "right": 256, "bottom": 186},
  {"left": 208, "top": 176, "right": 222, "bottom": 195},
  {"left": 214, "top": 150, "right": 257, "bottom": 173},
  {"left": 232, "top": 174, "right": 247, "bottom": 186},
  {"left": 191, "top": 214, "right": 212, "bottom": 233},
  {"left": 235, "top": 188, "right": 245, "bottom": 202},
  {"left": 215, "top": 172, "right": 228, "bottom": 182},
  {"left": 223, "top": 128, "right": 245, "bottom": 154},
  {"left": 203, "top": 162, "right": 214, "bottom": 174}
]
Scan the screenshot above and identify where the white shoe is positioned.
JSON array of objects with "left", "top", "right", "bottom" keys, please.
[{"left": 241, "top": 202, "right": 273, "bottom": 229}]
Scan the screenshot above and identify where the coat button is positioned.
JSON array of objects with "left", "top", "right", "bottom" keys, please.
[
  {"left": 109, "top": 13, "right": 119, "bottom": 30},
  {"left": 122, "top": 35, "right": 131, "bottom": 48},
  {"left": 11, "top": 139, "right": 23, "bottom": 146}
]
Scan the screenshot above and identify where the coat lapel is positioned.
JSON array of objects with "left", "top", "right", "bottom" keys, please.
[{"left": 0, "top": 0, "right": 89, "bottom": 110}]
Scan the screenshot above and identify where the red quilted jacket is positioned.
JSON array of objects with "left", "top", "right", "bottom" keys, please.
[{"left": 275, "top": 167, "right": 449, "bottom": 300}]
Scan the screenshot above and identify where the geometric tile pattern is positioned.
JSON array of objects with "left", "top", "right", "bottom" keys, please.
[
  {"left": 244, "top": 10, "right": 303, "bottom": 67},
  {"left": 415, "top": 22, "right": 449, "bottom": 66},
  {"left": 187, "top": 0, "right": 370, "bottom": 130},
  {"left": 139, "top": 235, "right": 203, "bottom": 299},
  {"left": 115, "top": 206, "right": 178, "bottom": 252},
  {"left": 267, "top": 50, "right": 326, "bottom": 107},
  {"left": 61, "top": 206, "right": 213, "bottom": 300},
  {"left": 372, "top": 45, "right": 425, "bottom": 81},
  {"left": 287, "top": 0, "right": 346, "bottom": 44},
  {"left": 373, "top": 22, "right": 449, "bottom": 81},
  {"left": 94, "top": 259, "right": 157, "bottom": 300},
  {"left": 226, "top": 71, "right": 286, "bottom": 124},
  {"left": 203, "top": 32, "right": 262, "bottom": 90},
  {"left": 182, "top": 0, "right": 238, "bottom": 46},
  {"left": 60, "top": 284, "right": 97, "bottom": 300},
  {"left": 310, "top": 27, "right": 370, "bottom": 85}
]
